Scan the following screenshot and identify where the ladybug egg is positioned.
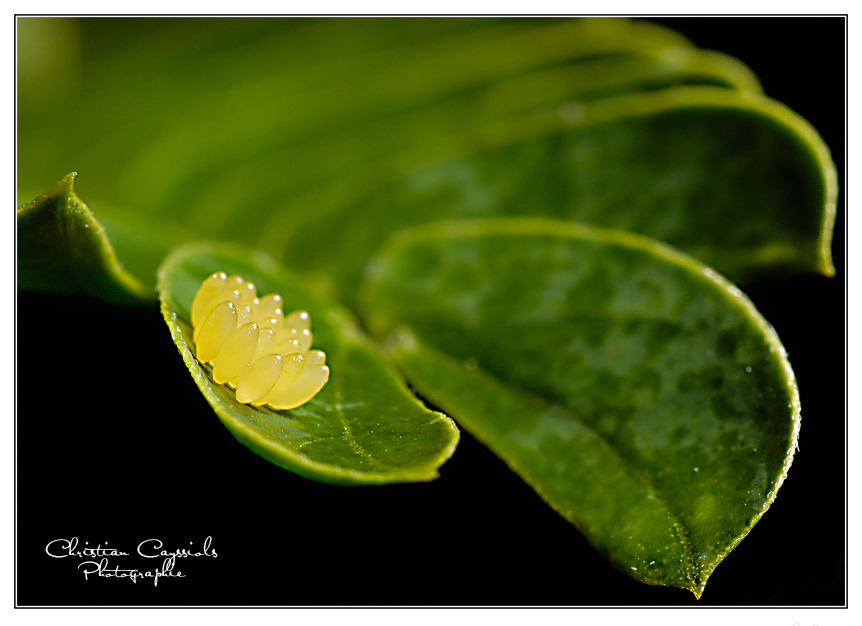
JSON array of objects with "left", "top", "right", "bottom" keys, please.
[
  {"left": 191, "top": 272, "right": 227, "bottom": 327},
  {"left": 212, "top": 322, "right": 260, "bottom": 384},
  {"left": 254, "top": 327, "right": 277, "bottom": 359},
  {"left": 237, "top": 304, "right": 255, "bottom": 326},
  {"left": 190, "top": 273, "right": 329, "bottom": 409},
  {"left": 252, "top": 352, "right": 305, "bottom": 407},
  {"left": 235, "top": 354, "right": 283, "bottom": 404},
  {"left": 297, "top": 328, "right": 312, "bottom": 352},
  {"left": 195, "top": 301, "right": 237, "bottom": 362},
  {"left": 284, "top": 310, "right": 310, "bottom": 331},
  {"left": 257, "top": 294, "right": 284, "bottom": 320},
  {"left": 268, "top": 352, "right": 330, "bottom": 410}
]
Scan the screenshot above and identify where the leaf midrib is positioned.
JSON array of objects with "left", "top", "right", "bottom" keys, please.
[
  {"left": 328, "top": 340, "right": 392, "bottom": 472},
  {"left": 402, "top": 331, "right": 698, "bottom": 584}
]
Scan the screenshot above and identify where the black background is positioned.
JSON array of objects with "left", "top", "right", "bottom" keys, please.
[{"left": 16, "top": 16, "right": 846, "bottom": 607}]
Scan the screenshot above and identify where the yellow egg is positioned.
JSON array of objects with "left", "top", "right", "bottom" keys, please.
[
  {"left": 235, "top": 354, "right": 283, "bottom": 404},
  {"left": 268, "top": 351, "right": 330, "bottom": 410},
  {"left": 284, "top": 309, "right": 310, "bottom": 331},
  {"left": 191, "top": 273, "right": 244, "bottom": 328},
  {"left": 256, "top": 294, "right": 284, "bottom": 321},
  {"left": 190, "top": 273, "right": 329, "bottom": 410},
  {"left": 212, "top": 322, "right": 260, "bottom": 384},
  {"left": 251, "top": 352, "right": 305, "bottom": 407},
  {"left": 254, "top": 327, "right": 277, "bottom": 360},
  {"left": 191, "top": 272, "right": 227, "bottom": 327},
  {"left": 195, "top": 301, "right": 237, "bottom": 363}
]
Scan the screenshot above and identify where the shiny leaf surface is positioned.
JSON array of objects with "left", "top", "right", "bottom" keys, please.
[
  {"left": 19, "top": 16, "right": 818, "bottom": 301},
  {"left": 359, "top": 219, "right": 800, "bottom": 597},
  {"left": 284, "top": 88, "right": 835, "bottom": 308},
  {"left": 16, "top": 173, "right": 153, "bottom": 303}
]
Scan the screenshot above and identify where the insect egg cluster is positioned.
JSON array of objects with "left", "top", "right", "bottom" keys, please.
[{"left": 190, "top": 272, "right": 329, "bottom": 410}]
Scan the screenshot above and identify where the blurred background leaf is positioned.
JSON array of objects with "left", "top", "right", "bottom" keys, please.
[{"left": 17, "top": 17, "right": 834, "bottom": 300}]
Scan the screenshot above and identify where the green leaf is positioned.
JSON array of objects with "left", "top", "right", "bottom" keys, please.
[
  {"left": 359, "top": 218, "right": 800, "bottom": 597},
  {"left": 16, "top": 173, "right": 153, "bottom": 304},
  {"left": 157, "top": 242, "right": 459, "bottom": 485},
  {"left": 109, "top": 45, "right": 759, "bottom": 224},
  {"left": 17, "top": 18, "right": 772, "bottom": 296},
  {"left": 279, "top": 87, "right": 836, "bottom": 308}
]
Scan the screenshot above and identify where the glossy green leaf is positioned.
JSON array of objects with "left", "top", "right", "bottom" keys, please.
[
  {"left": 157, "top": 242, "right": 459, "bottom": 485},
  {"left": 359, "top": 219, "right": 800, "bottom": 597},
  {"left": 281, "top": 87, "right": 836, "bottom": 308},
  {"left": 15, "top": 19, "right": 703, "bottom": 198},
  {"left": 17, "top": 17, "right": 778, "bottom": 296},
  {"left": 16, "top": 173, "right": 153, "bottom": 303}
]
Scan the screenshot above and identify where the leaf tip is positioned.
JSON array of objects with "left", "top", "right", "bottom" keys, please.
[
  {"left": 57, "top": 171, "right": 79, "bottom": 197},
  {"left": 50, "top": 170, "right": 79, "bottom": 197},
  {"left": 17, "top": 172, "right": 153, "bottom": 303},
  {"left": 691, "top": 573, "right": 713, "bottom": 599}
]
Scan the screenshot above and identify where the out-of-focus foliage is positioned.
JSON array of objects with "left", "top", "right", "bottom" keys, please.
[{"left": 17, "top": 18, "right": 835, "bottom": 299}]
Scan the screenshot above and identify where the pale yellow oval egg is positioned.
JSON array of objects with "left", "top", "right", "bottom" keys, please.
[
  {"left": 191, "top": 272, "right": 329, "bottom": 410},
  {"left": 268, "top": 351, "right": 330, "bottom": 410},
  {"left": 235, "top": 353, "right": 283, "bottom": 404},
  {"left": 191, "top": 273, "right": 244, "bottom": 328},
  {"left": 284, "top": 310, "right": 310, "bottom": 331},
  {"left": 251, "top": 352, "right": 305, "bottom": 407},
  {"left": 257, "top": 294, "right": 284, "bottom": 320},
  {"left": 195, "top": 301, "right": 237, "bottom": 362},
  {"left": 191, "top": 271, "right": 228, "bottom": 327},
  {"left": 212, "top": 322, "right": 260, "bottom": 384},
  {"left": 254, "top": 327, "right": 277, "bottom": 360}
]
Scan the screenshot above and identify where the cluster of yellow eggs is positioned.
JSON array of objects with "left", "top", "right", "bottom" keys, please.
[{"left": 191, "top": 272, "right": 329, "bottom": 409}]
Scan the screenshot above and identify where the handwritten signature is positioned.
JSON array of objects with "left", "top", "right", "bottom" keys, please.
[{"left": 45, "top": 536, "right": 217, "bottom": 586}]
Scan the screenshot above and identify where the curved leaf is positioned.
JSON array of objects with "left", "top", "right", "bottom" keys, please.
[
  {"left": 281, "top": 87, "right": 836, "bottom": 308},
  {"left": 359, "top": 219, "right": 800, "bottom": 597},
  {"left": 152, "top": 46, "right": 760, "bottom": 243},
  {"left": 18, "top": 18, "right": 696, "bottom": 203},
  {"left": 16, "top": 173, "right": 153, "bottom": 303},
  {"left": 158, "top": 242, "right": 459, "bottom": 485},
  {"left": 17, "top": 18, "right": 769, "bottom": 296}
]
